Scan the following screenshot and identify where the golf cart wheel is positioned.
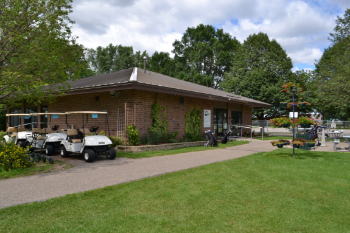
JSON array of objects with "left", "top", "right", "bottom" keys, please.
[
  {"left": 60, "top": 146, "right": 69, "bottom": 158},
  {"left": 204, "top": 143, "right": 208, "bottom": 147},
  {"left": 17, "top": 140, "right": 25, "bottom": 148},
  {"left": 42, "top": 156, "right": 47, "bottom": 163},
  {"left": 46, "top": 144, "right": 54, "bottom": 156},
  {"left": 48, "top": 157, "right": 54, "bottom": 164},
  {"left": 84, "top": 149, "right": 95, "bottom": 163},
  {"left": 36, "top": 157, "right": 40, "bottom": 163},
  {"left": 106, "top": 147, "right": 116, "bottom": 160}
]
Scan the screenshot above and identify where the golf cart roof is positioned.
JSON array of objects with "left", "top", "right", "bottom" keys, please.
[
  {"left": 6, "top": 114, "right": 31, "bottom": 116},
  {"left": 30, "top": 113, "right": 66, "bottom": 116},
  {"left": 65, "top": 111, "right": 108, "bottom": 114}
]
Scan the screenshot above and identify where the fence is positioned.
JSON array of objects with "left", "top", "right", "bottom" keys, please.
[
  {"left": 115, "top": 103, "right": 135, "bottom": 142},
  {"left": 252, "top": 120, "right": 350, "bottom": 134}
]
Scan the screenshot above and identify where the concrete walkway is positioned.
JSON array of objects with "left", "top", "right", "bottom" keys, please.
[{"left": 0, "top": 140, "right": 275, "bottom": 209}]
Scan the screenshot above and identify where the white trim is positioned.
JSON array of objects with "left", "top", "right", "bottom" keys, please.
[{"left": 130, "top": 67, "right": 138, "bottom": 82}]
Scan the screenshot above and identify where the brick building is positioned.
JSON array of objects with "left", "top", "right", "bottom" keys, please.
[{"left": 8, "top": 68, "right": 271, "bottom": 138}]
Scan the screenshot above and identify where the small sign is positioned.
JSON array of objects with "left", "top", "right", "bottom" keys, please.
[
  {"left": 204, "top": 110, "right": 211, "bottom": 128},
  {"left": 92, "top": 114, "right": 98, "bottom": 119},
  {"left": 52, "top": 115, "right": 58, "bottom": 119},
  {"left": 289, "top": 112, "right": 298, "bottom": 118},
  {"left": 24, "top": 116, "right": 30, "bottom": 119}
]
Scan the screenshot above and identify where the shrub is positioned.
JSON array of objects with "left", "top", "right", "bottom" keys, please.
[
  {"left": 126, "top": 124, "right": 140, "bottom": 146},
  {"left": 0, "top": 143, "right": 33, "bottom": 171},
  {"left": 184, "top": 106, "right": 202, "bottom": 141},
  {"left": 109, "top": 136, "right": 124, "bottom": 147},
  {"left": 148, "top": 94, "right": 168, "bottom": 142},
  {"left": 0, "top": 131, "right": 7, "bottom": 141}
]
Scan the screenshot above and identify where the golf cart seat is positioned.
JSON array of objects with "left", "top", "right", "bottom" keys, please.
[
  {"left": 32, "top": 128, "right": 44, "bottom": 134},
  {"left": 79, "top": 128, "right": 90, "bottom": 135},
  {"left": 7, "top": 127, "right": 16, "bottom": 132},
  {"left": 67, "top": 129, "right": 82, "bottom": 143},
  {"left": 37, "top": 136, "right": 45, "bottom": 140},
  {"left": 11, "top": 133, "right": 17, "bottom": 137},
  {"left": 17, "top": 126, "right": 26, "bottom": 132}
]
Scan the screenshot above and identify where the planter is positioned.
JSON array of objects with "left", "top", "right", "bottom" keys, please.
[
  {"left": 291, "top": 87, "right": 297, "bottom": 92},
  {"left": 307, "top": 143, "right": 315, "bottom": 147},
  {"left": 277, "top": 144, "right": 284, "bottom": 148},
  {"left": 283, "top": 142, "right": 291, "bottom": 145},
  {"left": 117, "top": 141, "right": 214, "bottom": 153},
  {"left": 300, "top": 124, "right": 310, "bottom": 128},
  {"left": 280, "top": 103, "right": 287, "bottom": 109},
  {"left": 293, "top": 144, "right": 301, "bottom": 148},
  {"left": 282, "top": 123, "right": 290, "bottom": 128}
]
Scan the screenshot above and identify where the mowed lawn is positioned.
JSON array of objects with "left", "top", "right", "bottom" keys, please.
[{"left": 1, "top": 149, "right": 350, "bottom": 232}]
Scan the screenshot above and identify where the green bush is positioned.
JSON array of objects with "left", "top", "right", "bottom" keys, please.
[
  {"left": 184, "top": 106, "right": 202, "bottom": 141},
  {"left": 0, "top": 131, "right": 7, "bottom": 141},
  {"left": 0, "top": 143, "right": 33, "bottom": 171},
  {"left": 148, "top": 94, "right": 168, "bottom": 142},
  {"left": 140, "top": 131, "right": 180, "bottom": 145},
  {"left": 108, "top": 136, "right": 124, "bottom": 147},
  {"left": 126, "top": 124, "right": 140, "bottom": 146}
]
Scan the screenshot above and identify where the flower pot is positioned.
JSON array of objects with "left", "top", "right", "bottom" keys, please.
[
  {"left": 283, "top": 142, "right": 290, "bottom": 145},
  {"left": 277, "top": 144, "right": 284, "bottom": 148},
  {"left": 280, "top": 103, "right": 287, "bottom": 109},
  {"left": 307, "top": 143, "right": 315, "bottom": 147},
  {"left": 282, "top": 123, "right": 290, "bottom": 128},
  {"left": 293, "top": 144, "right": 301, "bottom": 148},
  {"left": 291, "top": 87, "right": 297, "bottom": 92},
  {"left": 300, "top": 124, "right": 310, "bottom": 128},
  {"left": 300, "top": 103, "right": 306, "bottom": 108}
]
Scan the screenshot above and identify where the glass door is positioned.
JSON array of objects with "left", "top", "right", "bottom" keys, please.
[{"left": 214, "top": 108, "right": 228, "bottom": 136}]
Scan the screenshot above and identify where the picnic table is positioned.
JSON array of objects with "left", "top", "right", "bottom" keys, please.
[{"left": 328, "top": 130, "right": 350, "bottom": 152}]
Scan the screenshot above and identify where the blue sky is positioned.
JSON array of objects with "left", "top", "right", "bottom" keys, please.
[{"left": 69, "top": 0, "right": 349, "bottom": 71}]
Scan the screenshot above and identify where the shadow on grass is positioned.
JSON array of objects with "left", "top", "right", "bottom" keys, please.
[{"left": 266, "top": 148, "right": 326, "bottom": 160}]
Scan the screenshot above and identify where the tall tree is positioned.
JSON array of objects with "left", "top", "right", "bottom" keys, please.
[
  {"left": 172, "top": 24, "right": 240, "bottom": 88},
  {"left": 222, "top": 32, "right": 294, "bottom": 119},
  {"left": 313, "top": 8, "right": 350, "bottom": 120},
  {"left": 147, "top": 51, "right": 175, "bottom": 76},
  {"left": 0, "top": 0, "right": 86, "bottom": 105},
  {"left": 87, "top": 44, "right": 148, "bottom": 75}
]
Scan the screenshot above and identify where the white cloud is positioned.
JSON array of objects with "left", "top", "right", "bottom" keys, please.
[{"left": 68, "top": 0, "right": 350, "bottom": 67}]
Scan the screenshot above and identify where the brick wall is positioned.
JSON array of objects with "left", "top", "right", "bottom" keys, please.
[{"left": 42, "top": 89, "right": 253, "bottom": 139}]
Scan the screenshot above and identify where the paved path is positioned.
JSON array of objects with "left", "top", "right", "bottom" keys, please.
[{"left": 0, "top": 140, "right": 276, "bottom": 209}]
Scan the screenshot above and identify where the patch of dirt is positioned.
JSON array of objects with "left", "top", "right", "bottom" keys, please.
[{"left": 34, "top": 161, "right": 74, "bottom": 175}]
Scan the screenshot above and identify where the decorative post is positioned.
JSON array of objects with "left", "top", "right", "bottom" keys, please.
[{"left": 291, "top": 86, "right": 297, "bottom": 157}]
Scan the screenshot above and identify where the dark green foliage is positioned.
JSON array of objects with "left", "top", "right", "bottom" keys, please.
[
  {"left": 87, "top": 44, "right": 148, "bottom": 75},
  {"left": 108, "top": 136, "right": 124, "bottom": 147},
  {"left": 148, "top": 94, "right": 168, "bottom": 143},
  {"left": 126, "top": 124, "right": 139, "bottom": 146},
  {"left": 0, "top": 0, "right": 86, "bottom": 105},
  {"left": 312, "top": 9, "right": 350, "bottom": 120},
  {"left": 172, "top": 24, "right": 240, "bottom": 88},
  {"left": 184, "top": 106, "right": 202, "bottom": 141},
  {"left": 222, "top": 32, "right": 294, "bottom": 119}
]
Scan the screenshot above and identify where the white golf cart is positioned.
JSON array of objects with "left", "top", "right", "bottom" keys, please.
[
  {"left": 29, "top": 113, "right": 68, "bottom": 156},
  {"left": 59, "top": 111, "right": 116, "bottom": 163},
  {"left": 4, "top": 114, "right": 32, "bottom": 147}
]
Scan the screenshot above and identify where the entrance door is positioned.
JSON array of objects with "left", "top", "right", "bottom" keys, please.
[{"left": 213, "top": 108, "right": 228, "bottom": 136}]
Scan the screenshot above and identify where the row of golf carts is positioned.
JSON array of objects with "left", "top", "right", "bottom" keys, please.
[{"left": 4, "top": 111, "right": 116, "bottom": 163}]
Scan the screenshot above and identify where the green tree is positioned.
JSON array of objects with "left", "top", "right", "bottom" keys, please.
[
  {"left": 222, "top": 32, "right": 294, "bottom": 119},
  {"left": 313, "top": 9, "right": 350, "bottom": 120},
  {"left": 0, "top": 0, "right": 86, "bottom": 105},
  {"left": 147, "top": 51, "right": 175, "bottom": 76},
  {"left": 87, "top": 44, "right": 148, "bottom": 75},
  {"left": 172, "top": 24, "right": 240, "bottom": 88}
]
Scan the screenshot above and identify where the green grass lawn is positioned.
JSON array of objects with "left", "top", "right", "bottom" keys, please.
[
  {"left": 0, "top": 160, "right": 73, "bottom": 180},
  {"left": 117, "top": 140, "right": 250, "bottom": 158},
  {"left": 253, "top": 136, "right": 293, "bottom": 140},
  {"left": 1, "top": 149, "right": 350, "bottom": 232}
]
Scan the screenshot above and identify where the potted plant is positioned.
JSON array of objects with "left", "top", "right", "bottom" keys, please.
[
  {"left": 297, "top": 116, "right": 317, "bottom": 128},
  {"left": 307, "top": 140, "right": 316, "bottom": 147},
  {"left": 278, "top": 139, "right": 290, "bottom": 145},
  {"left": 280, "top": 102, "right": 287, "bottom": 109},
  {"left": 270, "top": 118, "right": 292, "bottom": 128},
  {"left": 292, "top": 140, "right": 304, "bottom": 148}
]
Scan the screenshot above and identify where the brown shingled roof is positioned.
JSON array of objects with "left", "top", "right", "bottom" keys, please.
[{"left": 67, "top": 67, "right": 271, "bottom": 108}]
